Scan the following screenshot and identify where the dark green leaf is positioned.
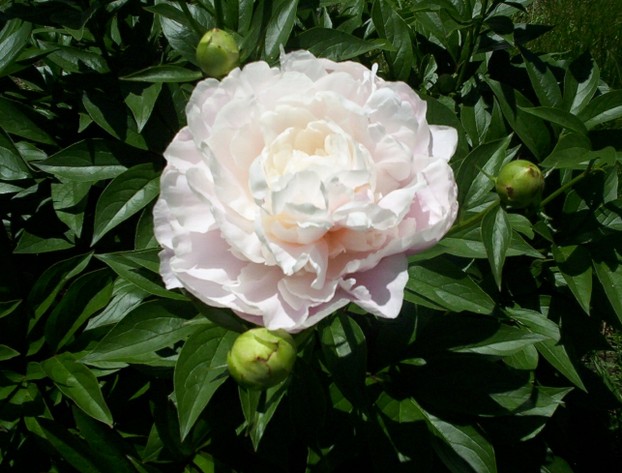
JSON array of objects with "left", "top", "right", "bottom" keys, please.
[
  {"left": 121, "top": 65, "right": 203, "bottom": 83},
  {"left": 175, "top": 326, "right": 236, "bottom": 440},
  {"left": 0, "top": 97, "right": 54, "bottom": 145},
  {"left": 91, "top": 163, "right": 160, "bottom": 245},
  {"left": 372, "top": 0, "right": 414, "bottom": 81},
  {"left": 506, "top": 308, "right": 586, "bottom": 391},
  {"left": 13, "top": 232, "right": 74, "bottom": 254},
  {"left": 319, "top": 313, "right": 367, "bottom": 407},
  {"left": 86, "top": 278, "right": 149, "bottom": 330},
  {"left": 0, "top": 129, "right": 30, "bottom": 180},
  {"left": 73, "top": 408, "right": 137, "bottom": 473},
  {"left": 41, "top": 353, "right": 113, "bottom": 426},
  {"left": 521, "top": 47, "right": 563, "bottom": 108},
  {"left": 0, "top": 344, "right": 20, "bottom": 361},
  {"left": 238, "top": 381, "right": 288, "bottom": 451},
  {"left": 481, "top": 205, "right": 511, "bottom": 290},
  {"left": 297, "top": 28, "right": 390, "bottom": 61},
  {"left": 26, "top": 416, "right": 104, "bottom": 472},
  {"left": 410, "top": 399, "right": 498, "bottom": 473},
  {"left": 552, "top": 245, "right": 592, "bottom": 314},
  {"left": 51, "top": 180, "right": 91, "bottom": 238},
  {"left": 44, "top": 269, "right": 115, "bottom": 351},
  {"left": 124, "top": 82, "right": 162, "bottom": 132},
  {"left": 82, "top": 91, "right": 148, "bottom": 150},
  {"left": 407, "top": 257, "right": 495, "bottom": 314},
  {"left": 34, "top": 140, "right": 130, "bottom": 182},
  {"left": 593, "top": 254, "right": 622, "bottom": 326},
  {"left": 562, "top": 52, "right": 600, "bottom": 115},
  {"left": 457, "top": 136, "right": 512, "bottom": 209},
  {"left": 0, "top": 19, "right": 32, "bottom": 76},
  {"left": 96, "top": 250, "right": 187, "bottom": 301},
  {"left": 579, "top": 90, "right": 622, "bottom": 129},
  {"left": 518, "top": 106, "right": 588, "bottom": 136},
  {"left": 264, "top": 0, "right": 299, "bottom": 61},
  {"left": 84, "top": 300, "right": 200, "bottom": 362},
  {"left": 485, "top": 78, "right": 551, "bottom": 159}
]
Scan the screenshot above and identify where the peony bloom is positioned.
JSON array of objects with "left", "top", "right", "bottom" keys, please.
[{"left": 154, "top": 51, "right": 458, "bottom": 332}]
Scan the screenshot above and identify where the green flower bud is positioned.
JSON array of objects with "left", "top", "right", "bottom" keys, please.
[
  {"left": 195, "top": 28, "right": 240, "bottom": 78},
  {"left": 495, "top": 160, "right": 545, "bottom": 208},
  {"left": 227, "top": 328, "right": 296, "bottom": 390}
]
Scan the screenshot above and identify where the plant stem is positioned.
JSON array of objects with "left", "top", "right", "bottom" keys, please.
[
  {"left": 446, "top": 200, "right": 499, "bottom": 236},
  {"left": 539, "top": 163, "right": 597, "bottom": 208}
]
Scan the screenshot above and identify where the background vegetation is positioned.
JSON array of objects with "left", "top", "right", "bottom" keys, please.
[
  {"left": 522, "top": 0, "right": 622, "bottom": 88},
  {"left": 1, "top": 1, "right": 621, "bottom": 472}
]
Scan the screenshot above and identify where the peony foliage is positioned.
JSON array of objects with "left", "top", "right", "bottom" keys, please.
[{"left": 0, "top": 1, "right": 621, "bottom": 472}]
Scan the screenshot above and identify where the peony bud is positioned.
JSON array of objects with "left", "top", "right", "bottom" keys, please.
[
  {"left": 195, "top": 28, "right": 240, "bottom": 78},
  {"left": 495, "top": 160, "right": 545, "bottom": 208},
  {"left": 227, "top": 328, "right": 296, "bottom": 390}
]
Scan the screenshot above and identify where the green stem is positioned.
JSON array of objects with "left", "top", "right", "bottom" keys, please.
[
  {"left": 539, "top": 163, "right": 597, "bottom": 208},
  {"left": 177, "top": 0, "right": 205, "bottom": 37},
  {"left": 446, "top": 200, "right": 500, "bottom": 237}
]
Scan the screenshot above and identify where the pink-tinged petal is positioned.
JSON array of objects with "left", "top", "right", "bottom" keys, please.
[
  {"left": 429, "top": 125, "right": 458, "bottom": 161},
  {"left": 342, "top": 254, "right": 408, "bottom": 318},
  {"left": 158, "top": 248, "right": 182, "bottom": 289},
  {"left": 155, "top": 50, "right": 458, "bottom": 332}
]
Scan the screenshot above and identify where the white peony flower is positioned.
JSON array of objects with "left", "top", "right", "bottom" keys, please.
[{"left": 154, "top": 50, "right": 458, "bottom": 332}]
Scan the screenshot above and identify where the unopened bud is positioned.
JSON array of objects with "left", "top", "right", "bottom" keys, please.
[
  {"left": 495, "top": 160, "right": 545, "bottom": 208},
  {"left": 227, "top": 328, "right": 296, "bottom": 390},
  {"left": 196, "top": 28, "right": 240, "bottom": 78}
]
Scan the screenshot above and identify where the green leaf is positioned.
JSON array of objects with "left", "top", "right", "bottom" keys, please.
[
  {"left": 91, "top": 163, "right": 160, "bottom": 245},
  {"left": 540, "top": 146, "right": 615, "bottom": 169},
  {"left": 518, "top": 106, "right": 588, "bottom": 136},
  {"left": 44, "top": 269, "right": 115, "bottom": 351},
  {"left": 0, "top": 129, "right": 31, "bottom": 180},
  {"left": 296, "top": 28, "right": 390, "bottom": 61},
  {"left": 372, "top": 0, "right": 414, "bottom": 81},
  {"left": 451, "top": 325, "right": 547, "bottom": 356},
  {"left": 73, "top": 408, "right": 137, "bottom": 473},
  {"left": 521, "top": 47, "right": 563, "bottom": 108},
  {"left": 124, "top": 82, "right": 162, "bottom": 133},
  {"left": 51, "top": 180, "right": 92, "bottom": 238},
  {"left": 264, "top": 0, "right": 299, "bottom": 61},
  {"left": 481, "top": 205, "right": 512, "bottom": 290},
  {"left": 592, "top": 252, "right": 622, "bottom": 326},
  {"left": 34, "top": 140, "right": 130, "bottom": 182},
  {"left": 579, "top": 90, "right": 622, "bottom": 129},
  {"left": 41, "top": 353, "right": 113, "bottom": 426},
  {"left": 28, "top": 417, "right": 105, "bottom": 473},
  {"left": 27, "top": 253, "right": 93, "bottom": 325},
  {"left": 175, "top": 326, "right": 236, "bottom": 440},
  {"left": 0, "top": 344, "right": 20, "bottom": 361},
  {"left": 319, "top": 312, "right": 367, "bottom": 407},
  {"left": 485, "top": 78, "right": 551, "bottom": 159},
  {"left": 0, "top": 19, "right": 32, "bottom": 76},
  {"left": 86, "top": 278, "right": 149, "bottom": 330},
  {"left": 83, "top": 300, "right": 200, "bottom": 363},
  {"left": 0, "top": 97, "right": 54, "bottom": 145},
  {"left": 43, "top": 43, "right": 110, "bottom": 74},
  {"left": 562, "top": 52, "right": 600, "bottom": 115},
  {"left": 13, "top": 231, "right": 74, "bottom": 254},
  {"left": 407, "top": 257, "right": 495, "bottom": 314},
  {"left": 506, "top": 308, "right": 586, "bottom": 391},
  {"left": 411, "top": 399, "right": 498, "bottom": 473},
  {"left": 95, "top": 249, "right": 187, "bottom": 300},
  {"left": 0, "top": 299, "right": 22, "bottom": 319},
  {"left": 238, "top": 381, "right": 288, "bottom": 451},
  {"left": 457, "top": 137, "right": 512, "bottom": 209},
  {"left": 552, "top": 245, "right": 592, "bottom": 314},
  {"left": 82, "top": 91, "right": 149, "bottom": 150},
  {"left": 121, "top": 65, "right": 203, "bottom": 83}
]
